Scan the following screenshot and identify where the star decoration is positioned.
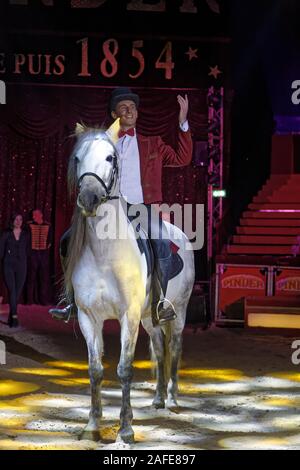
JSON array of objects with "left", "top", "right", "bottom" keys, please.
[
  {"left": 209, "top": 65, "right": 222, "bottom": 79},
  {"left": 185, "top": 47, "right": 198, "bottom": 61}
]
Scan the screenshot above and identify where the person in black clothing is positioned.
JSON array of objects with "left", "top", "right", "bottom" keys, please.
[
  {"left": 27, "top": 209, "right": 52, "bottom": 305},
  {"left": 0, "top": 213, "right": 30, "bottom": 327}
]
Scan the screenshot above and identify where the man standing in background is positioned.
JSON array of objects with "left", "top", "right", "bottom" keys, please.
[{"left": 27, "top": 209, "right": 52, "bottom": 305}]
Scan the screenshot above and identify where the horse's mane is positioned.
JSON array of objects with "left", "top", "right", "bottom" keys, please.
[{"left": 63, "top": 126, "right": 114, "bottom": 303}]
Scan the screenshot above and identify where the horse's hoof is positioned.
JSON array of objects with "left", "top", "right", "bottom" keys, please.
[
  {"left": 79, "top": 429, "right": 101, "bottom": 441},
  {"left": 167, "top": 399, "right": 179, "bottom": 411},
  {"left": 152, "top": 398, "right": 165, "bottom": 409},
  {"left": 117, "top": 430, "right": 135, "bottom": 444}
]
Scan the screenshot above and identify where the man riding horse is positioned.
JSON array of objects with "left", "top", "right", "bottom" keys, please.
[{"left": 50, "top": 87, "right": 193, "bottom": 325}]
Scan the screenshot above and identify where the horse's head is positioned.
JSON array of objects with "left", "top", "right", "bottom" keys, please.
[{"left": 69, "top": 125, "right": 119, "bottom": 217}]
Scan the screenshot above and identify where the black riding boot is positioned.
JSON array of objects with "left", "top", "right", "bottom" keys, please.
[
  {"left": 151, "top": 255, "right": 177, "bottom": 326},
  {"left": 48, "top": 232, "right": 78, "bottom": 322}
]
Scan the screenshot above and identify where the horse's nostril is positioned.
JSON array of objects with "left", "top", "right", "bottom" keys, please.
[{"left": 93, "top": 194, "right": 99, "bottom": 206}]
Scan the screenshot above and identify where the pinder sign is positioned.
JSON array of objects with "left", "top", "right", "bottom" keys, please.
[
  {"left": 218, "top": 265, "right": 268, "bottom": 313},
  {"left": 277, "top": 277, "right": 300, "bottom": 293},
  {"left": 222, "top": 275, "right": 265, "bottom": 290}
]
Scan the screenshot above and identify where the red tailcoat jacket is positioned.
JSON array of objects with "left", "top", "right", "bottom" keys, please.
[{"left": 136, "top": 129, "right": 193, "bottom": 204}]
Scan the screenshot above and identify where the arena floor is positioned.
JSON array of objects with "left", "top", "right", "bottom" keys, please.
[{"left": 0, "top": 304, "right": 300, "bottom": 450}]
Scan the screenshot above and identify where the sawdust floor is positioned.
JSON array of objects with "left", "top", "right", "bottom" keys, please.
[{"left": 1, "top": 304, "right": 300, "bottom": 450}]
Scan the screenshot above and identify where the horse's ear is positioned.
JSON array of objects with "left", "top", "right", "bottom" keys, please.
[
  {"left": 75, "top": 122, "right": 85, "bottom": 136},
  {"left": 106, "top": 118, "right": 120, "bottom": 144}
]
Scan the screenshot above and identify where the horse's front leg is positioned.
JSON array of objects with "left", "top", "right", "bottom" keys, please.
[
  {"left": 117, "top": 312, "right": 140, "bottom": 444},
  {"left": 78, "top": 310, "right": 104, "bottom": 441}
]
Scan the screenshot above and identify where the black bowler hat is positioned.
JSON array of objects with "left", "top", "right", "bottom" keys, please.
[{"left": 109, "top": 87, "right": 140, "bottom": 113}]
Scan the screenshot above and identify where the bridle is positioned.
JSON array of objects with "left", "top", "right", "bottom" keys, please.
[{"left": 77, "top": 153, "right": 119, "bottom": 203}]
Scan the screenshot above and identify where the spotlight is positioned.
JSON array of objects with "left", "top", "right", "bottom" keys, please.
[{"left": 213, "top": 189, "right": 226, "bottom": 198}]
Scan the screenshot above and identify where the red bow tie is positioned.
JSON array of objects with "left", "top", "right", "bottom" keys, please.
[{"left": 118, "top": 128, "right": 135, "bottom": 138}]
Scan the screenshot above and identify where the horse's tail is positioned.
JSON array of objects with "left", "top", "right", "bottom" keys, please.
[
  {"left": 150, "top": 341, "right": 156, "bottom": 378},
  {"left": 62, "top": 206, "right": 86, "bottom": 303}
]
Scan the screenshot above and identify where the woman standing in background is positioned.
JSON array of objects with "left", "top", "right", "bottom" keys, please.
[{"left": 0, "top": 213, "right": 30, "bottom": 327}]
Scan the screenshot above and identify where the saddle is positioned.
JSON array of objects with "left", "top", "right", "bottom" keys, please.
[{"left": 135, "top": 226, "right": 184, "bottom": 279}]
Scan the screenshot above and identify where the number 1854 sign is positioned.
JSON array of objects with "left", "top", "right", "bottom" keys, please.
[
  {"left": 1, "top": 34, "right": 222, "bottom": 87},
  {"left": 77, "top": 37, "right": 174, "bottom": 80}
]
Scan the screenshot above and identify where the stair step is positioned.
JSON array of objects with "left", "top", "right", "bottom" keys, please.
[
  {"left": 261, "top": 181, "right": 300, "bottom": 189},
  {"left": 227, "top": 245, "right": 293, "bottom": 255},
  {"left": 240, "top": 218, "right": 300, "bottom": 227},
  {"left": 268, "top": 174, "right": 300, "bottom": 181},
  {"left": 258, "top": 187, "right": 300, "bottom": 194},
  {"left": 254, "top": 194, "right": 300, "bottom": 203},
  {"left": 264, "top": 178, "right": 300, "bottom": 183},
  {"left": 237, "top": 226, "right": 300, "bottom": 235},
  {"left": 263, "top": 176, "right": 288, "bottom": 181},
  {"left": 258, "top": 184, "right": 300, "bottom": 194},
  {"left": 246, "top": 296, "right": 300, "bottom": 308},
  {"left": 243, "top": 211, "right": 300, "bottom": 219},
  {"left": 249, "top": 203, "right": 300, "bottom": 210},
  {"left": 245, "top": 296, "right": 300, "bottom": 329},
  {"left": 233, "top": 235, "right": 297, "bottom": 244}
]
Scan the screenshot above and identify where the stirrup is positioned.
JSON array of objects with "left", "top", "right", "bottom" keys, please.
[
  {"left": 156, "top": 298, "right": 177, "bottom": 325},
  {"left": 49, "top": 304, "right": 74, "bottom": 323}
]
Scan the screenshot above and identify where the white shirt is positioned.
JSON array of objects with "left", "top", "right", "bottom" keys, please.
[
  {"left": 116, "top": 130, "right": 144, "bottom": 204},
  {"left": 116, "top": 121, "right": 189, "bottom": 204}
]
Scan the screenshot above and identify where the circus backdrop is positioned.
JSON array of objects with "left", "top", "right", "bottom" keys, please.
[{"left": 0, "top": 0, "right": 232, "bottom": 294}]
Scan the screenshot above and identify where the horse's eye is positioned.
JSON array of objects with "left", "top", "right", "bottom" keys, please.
[
  {"left": 106, "top": 155, "right": 113, "bottom": 163},
  {"left": 74, "top": 156, "right": 79, "bottom": 164}
]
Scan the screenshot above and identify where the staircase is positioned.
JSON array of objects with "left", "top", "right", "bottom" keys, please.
[{"left": 225, "top": 174, "right": 300, "bottom": 257}]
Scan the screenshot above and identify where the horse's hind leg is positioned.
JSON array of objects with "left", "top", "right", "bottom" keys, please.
[
  {"left": 78, "top": 311, "right": 104, "bottom": 441},
  {"left": 150, "top": 328, "right": 166, "bottom": 409},
  {"left": 167, "top": 326, "right": 183, "bottom": 409},
  {"left": 117, "top": 313, "right": 140, "bottom": 444}
]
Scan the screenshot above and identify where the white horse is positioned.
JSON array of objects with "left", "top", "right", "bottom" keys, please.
[{"left": 64, "top": 124, "right": 195, "bottom": 443}]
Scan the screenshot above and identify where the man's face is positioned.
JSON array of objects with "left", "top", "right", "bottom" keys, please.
[
  {"left": 111, "top": 100, "right": 138, "bottom": 129},
  {"left": 33, "top": 210, "right": 43, "bottom": 224}
]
